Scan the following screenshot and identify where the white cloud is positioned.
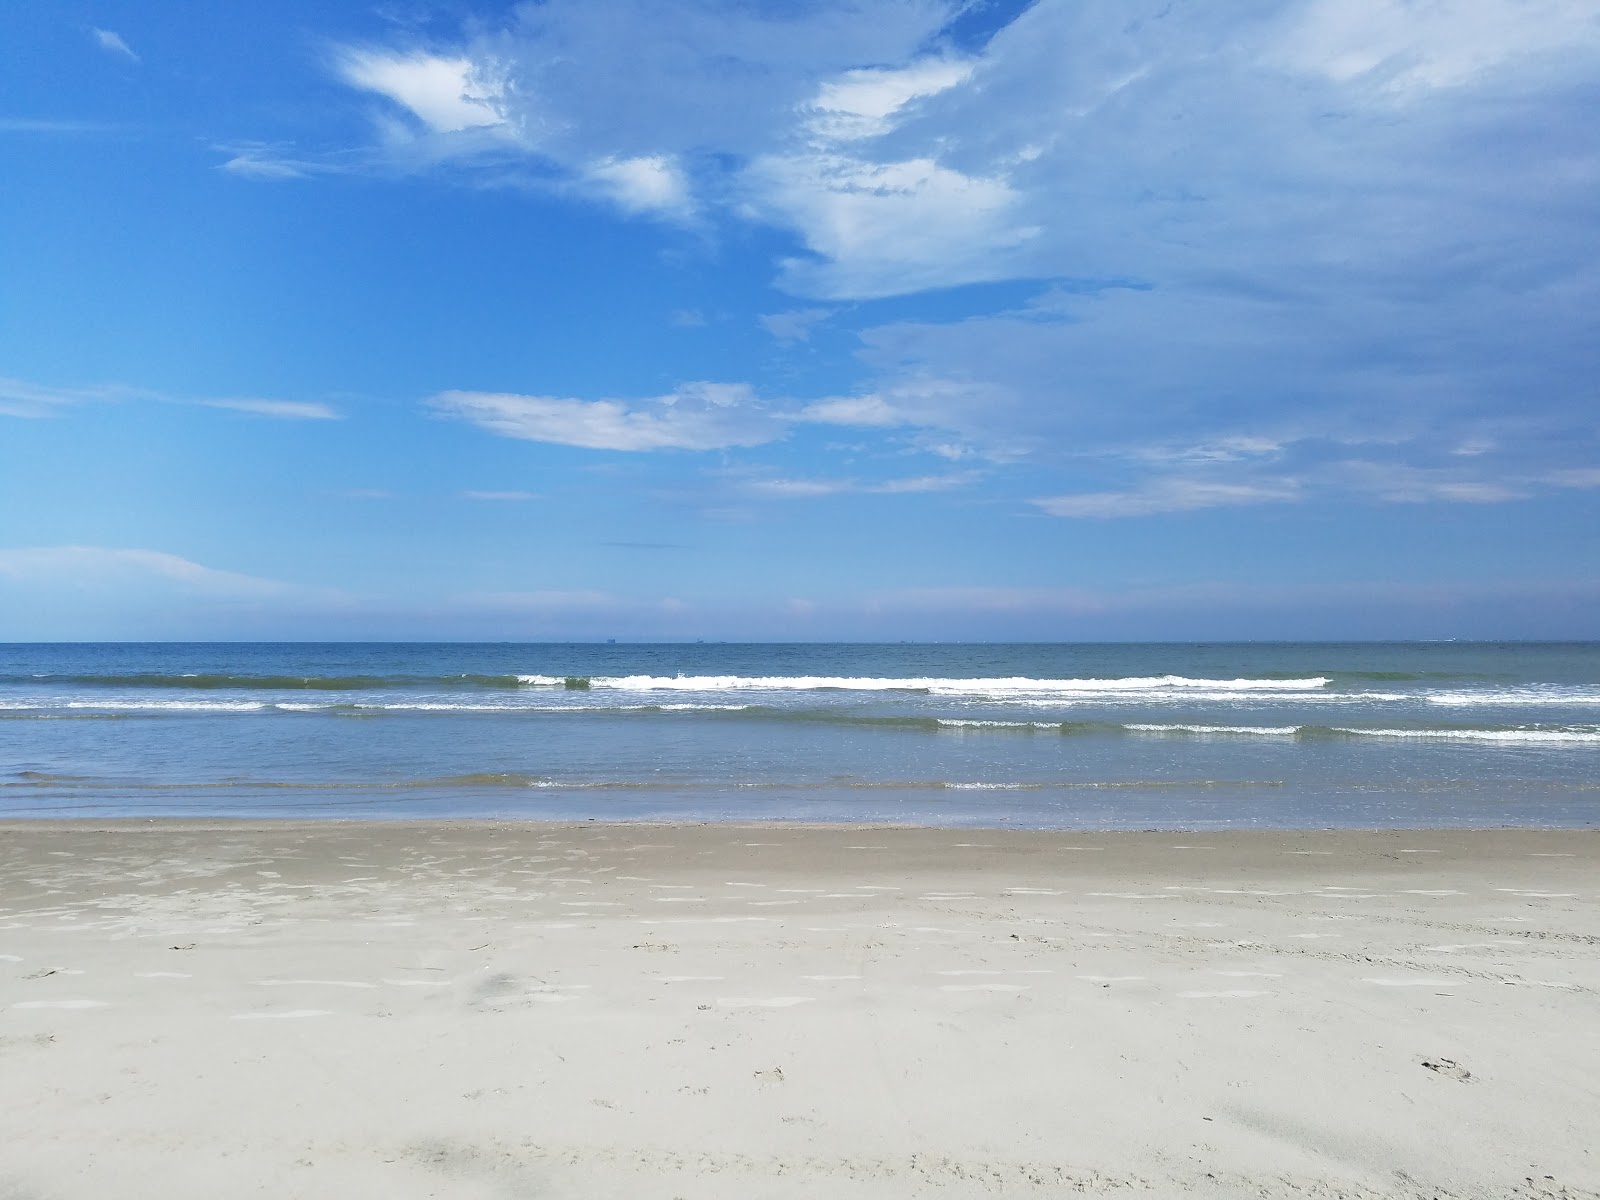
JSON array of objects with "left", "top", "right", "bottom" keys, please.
[
  {"left": 338, "top": 49, "right": 507, "bottom": 133},
  {"left": 804, "top": 58, "right": 973, "bottom": 141},
  {"left": 1274, "top": 0, "right": 1600, "bottom": 93},
  {"left": 464, "top": 490, "right": 540, "bottom": 501},
  {"left": 202, "top": 399, "right": 340, "bottom": 420},
  {"left": 91, "top": 28, "right": 139, "bottom": 63},
  {"left": 276, "top": 1, "right": 1598, "bottom": 512},
  {"left": 750, "top": 153, "right": 1034, "bottom": 300},
  {"left": 583, "top": 154, "right": 693, "bottom": 215},
  {"left": 1035, "top": 479, "right": 1303, "bottom": 518},
  {"left": 747, "top": 471, "right": 977, "bottom": 497},
  {"left": 741, "top": 53, "right": 1043, "bottom": 296},
  {"left": 431, "top": 382, "right": 780, "bottom": 451},
  {"left": 794, "top": 394, "right": 904, "bottom": 427}
]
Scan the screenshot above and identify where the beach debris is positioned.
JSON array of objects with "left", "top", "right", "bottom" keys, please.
[{"left": 1421, "top": 1058, "right": 1472, "bottom": 1081}]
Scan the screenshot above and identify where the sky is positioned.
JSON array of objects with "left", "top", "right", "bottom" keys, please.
[{"left": 2, "top": 0, "right": 1598, "bottom": 641}]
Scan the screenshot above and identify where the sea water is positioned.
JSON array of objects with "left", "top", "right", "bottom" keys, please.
[{"left": 1, "top": 642, "right": 1596, "bottom": 828}]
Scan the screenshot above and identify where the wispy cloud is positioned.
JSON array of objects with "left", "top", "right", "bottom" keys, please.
[
  {"left": 1333, "top": 461, "right": 1527, "bottom": 504},
  {"left": 0, "top": 546, "right": 286, "bottom": 596},
  {"left": 1035, "top": 478, "right": 1303, "bottom": 518},
  {"left": 1274, "top": 0, "right": 1600, "bottom": 93},
  {"left": 218, "top": 146, "right": 319, "bottom": 180},
  {"left": 794, "top": 394, "right": 906, "bottom": 428},
  {"left": 746, "top": 471, "right": 979, "bottom": 498},
  {"left": 464, "top": 490, "right": 539, "bottom": 501},
  {"left": 0, "top": 375, "right": 339, "bottom": 421},
  {"left": 431, "top": 382, "right": 781, "bottom": 451},
  {"left": 90, "top": 28, "right": 139, "bottom": 63},
  {"left": 0, "top": 377, "right": 148, "bottom": 418}
]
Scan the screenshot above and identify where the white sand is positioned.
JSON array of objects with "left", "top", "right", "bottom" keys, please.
[{"left": 1, "top": 821, "right": 1596, "bottom": 1199}]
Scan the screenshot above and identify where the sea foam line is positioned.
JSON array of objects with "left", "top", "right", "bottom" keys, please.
[{"left": 515, "top": 673, "right": 1330, "bottom": 695}]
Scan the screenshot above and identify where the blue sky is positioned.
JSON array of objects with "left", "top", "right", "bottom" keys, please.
[{"left": 2, "top": 0, "right": 1598, "bottom": 640}]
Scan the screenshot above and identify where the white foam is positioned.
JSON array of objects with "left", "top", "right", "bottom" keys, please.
[
  {"left": 1428, "top": 688, "right": 1600, "bottom": 706},
  {"left": 1335, "top": 727, "right": 1600, "bottom": 743},
  {"left": 65, "top": 700, "right": 267, "bottom": 712},
  {"left": 1125, "top": 723, "right": 1300, "bottom": 736},
  {"left": 938, "top": 719, "right": 1062, "bottom": 730},
  {"left": 519, "top": 674, "right": 1331, "bottom": 696}
]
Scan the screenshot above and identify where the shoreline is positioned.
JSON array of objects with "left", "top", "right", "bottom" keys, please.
[
  {"left": 3, "top": 821, "right": 1596, "bottom": 1198},
  {"left": 9, "top": 812, "right": 1600, "bottom": 832}
]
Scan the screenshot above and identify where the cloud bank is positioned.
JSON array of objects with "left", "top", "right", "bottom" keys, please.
[{"left": 244, "top": 0, "right": 1600, "bottom": 516}]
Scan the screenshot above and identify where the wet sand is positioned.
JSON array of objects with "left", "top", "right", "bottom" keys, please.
[{"left": 1, "top": 821, "right": 1597, "bottom": 1198}]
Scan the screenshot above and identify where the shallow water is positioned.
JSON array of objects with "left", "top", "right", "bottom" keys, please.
[{"left": 2, "top": 642, "right": 1596, "bottom": 827}]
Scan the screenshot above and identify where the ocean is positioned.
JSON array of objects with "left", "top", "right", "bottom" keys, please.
[{"left": 1, "top": 642, "right": 1596, "bottom": 828}]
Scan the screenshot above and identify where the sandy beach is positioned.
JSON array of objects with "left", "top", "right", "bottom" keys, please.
[{"left": 1, "top": 821, "right": 1595, "bottom": 1199}]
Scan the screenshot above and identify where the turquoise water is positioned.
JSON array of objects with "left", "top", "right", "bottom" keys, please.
[{"left": 2, "top": 642, "right": 1597, "bottom": 828}]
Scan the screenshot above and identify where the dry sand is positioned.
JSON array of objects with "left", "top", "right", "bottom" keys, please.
[{"left": 1, "top": 820, "right": 1596, "bottom": 1199}]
